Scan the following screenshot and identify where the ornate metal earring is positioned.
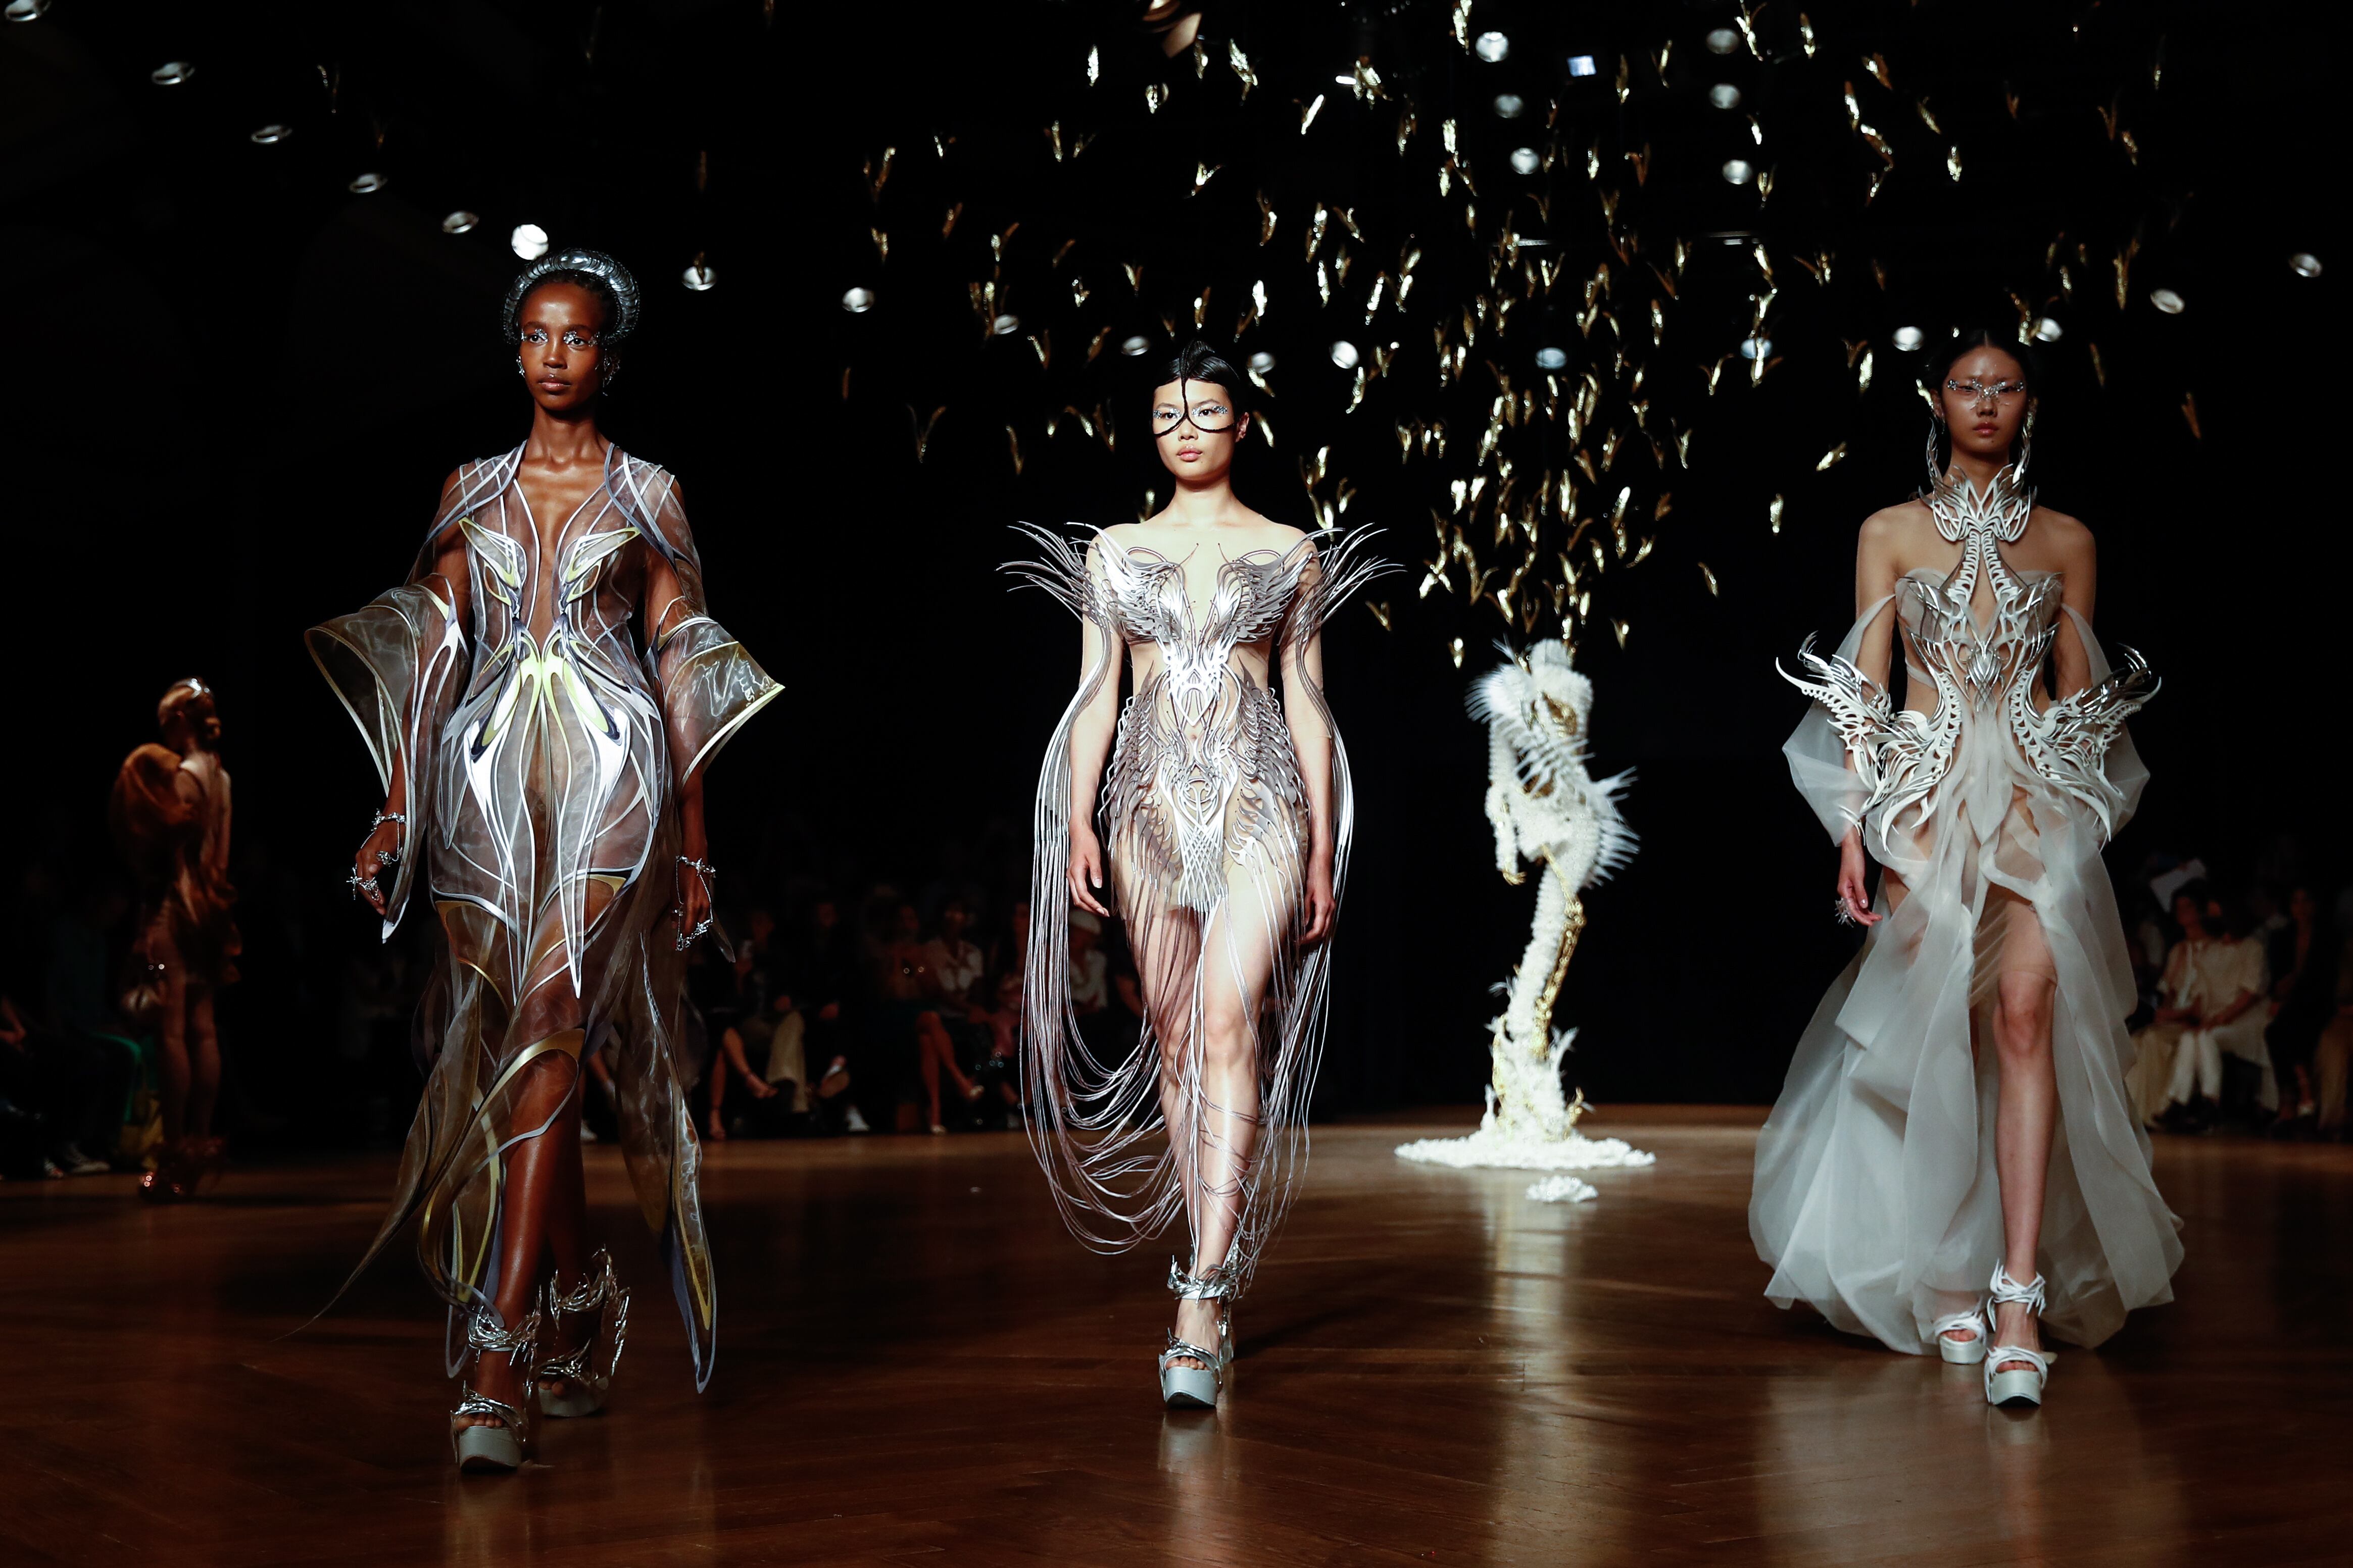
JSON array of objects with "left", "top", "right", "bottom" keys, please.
[
  {"left": 1923, "top": 407, "right": 1948, "bottom": 487},
  {"left": 2013, "top": 404, "right": 2037, "bottom": 482}
]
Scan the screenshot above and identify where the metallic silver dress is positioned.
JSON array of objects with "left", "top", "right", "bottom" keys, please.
[
  {"left": 1006, "top": 524, "right": 1386, "bottom": 1295},
  {"left": 1759, "top": 462, "right": 2180, "bottom": 1353},
  {"left": 308, "top": 443, "right": 777, "bottom": 1387}
]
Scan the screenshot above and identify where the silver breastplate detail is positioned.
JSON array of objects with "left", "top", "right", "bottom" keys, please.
[{"left": 1780, "top": 466, "right": 2159, "bottom": 848}]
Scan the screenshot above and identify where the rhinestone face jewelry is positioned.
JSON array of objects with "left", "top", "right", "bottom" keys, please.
[{"left": 1944, "top": 378, "right": 2029, "bottom": 403}]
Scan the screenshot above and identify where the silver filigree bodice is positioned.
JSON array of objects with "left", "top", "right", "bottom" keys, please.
[
  {"left": 1098, "top": 537, "right": 1322, "bottom": 912},
  {"left": 1779, "top": 466, "right": 2158, "bottom": 848}
]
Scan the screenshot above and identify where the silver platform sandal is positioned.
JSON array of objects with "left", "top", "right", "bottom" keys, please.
[
  {"left": 1982, "top": 1263, "right": 2053, "bottom": 1408},
  {"left": 1159, "top": 1258, "right": 1236, "bottom": 1410},
  {"left": 451, "top": 1300, "right": 544, "bottom": 1474},
  {"left": 1933, "top": 1304, "right": 1989, "bottom": 1365},
  {"left": 536, "top": 1248, "right": 630, "bottom": 1420}
]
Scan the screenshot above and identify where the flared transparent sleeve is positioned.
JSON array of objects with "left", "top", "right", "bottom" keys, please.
[
  {"left": 2063, "top": 605, "right": 2149, "bottom": 832},
  {"left": 305, "top": 498, "right": 473, "bottom": 934},
  {"left": 634, "top": 467, "right": 783, "bottom": 785},
  {"left": 1782, "top": 594, "right": 1896, "bottom": 844}
]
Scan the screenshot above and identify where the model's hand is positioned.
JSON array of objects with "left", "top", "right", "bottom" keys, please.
[
  {"left": 1301, "top": 851, "right": 1337, "bottom": 944},
  {"left": 1837, "top": 831, "right": 1881, "bottom": 927},
  {"left": 352, "top": 817, "right": 402, "bottom": 917},
  {"left": 1069, "top": 823, "right": 1111, "bottom": 918},
  {"left": 676, "top": 862, "right": 714, "bottom": 947}
]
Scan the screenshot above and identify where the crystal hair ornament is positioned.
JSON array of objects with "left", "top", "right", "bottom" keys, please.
[{"left": 501, "top": 246, "right": 643, "bottom": 344}]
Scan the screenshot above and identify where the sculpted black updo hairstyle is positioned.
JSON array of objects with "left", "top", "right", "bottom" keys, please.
[{"left": 1153, "top": 338, "right": 1250, "bottom": 415}]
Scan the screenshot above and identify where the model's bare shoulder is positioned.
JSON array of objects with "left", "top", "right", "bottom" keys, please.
[{"left": 2033, "top": 505, "right": 2093, "bottom": 558}]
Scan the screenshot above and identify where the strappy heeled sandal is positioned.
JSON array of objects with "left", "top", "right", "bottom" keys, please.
[
  {"left": 1159, "top": 1258, "right": 1236, "bottom": 1410},
  {"left": 1982, "top": 1263, "right": 2053, "bottom": 1408},
  {"left": 451, "top": 1301, "right": 544, "bottom": 1473},
  {"left": 535, "top": 1248, "right": 630, "bottom": 1420},
  {"left": 1932, "top": 1304, "right": 1989, "bottom": 1365}
]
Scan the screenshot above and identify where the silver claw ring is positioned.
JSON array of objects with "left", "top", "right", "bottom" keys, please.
[{"left": 1833, "top": 895, "right": 1860, "bottom": 927}]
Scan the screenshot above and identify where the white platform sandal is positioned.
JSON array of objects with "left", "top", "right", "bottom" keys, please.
[
  {"left": 1158, "top": 1258, "right": 1236, "bottom": 1410},
  {"left": 451, "top": 1300, "right": 544, "bottom": 1473},
  {"left": 1932, "top": 1304, "right": 1989, "bottom": 1365},
  {"left": 1982, "top": 1263, "right": 2052, "bottom": 1408},
  {"left": 535, "top": 1248, "right": 630, "bottom": 1420}
]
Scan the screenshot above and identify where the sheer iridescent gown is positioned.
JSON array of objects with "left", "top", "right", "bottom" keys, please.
[
  {"left": 1758, "top": 464, "right": 2181, "bottom": 1354},
  {"left": 1005, "top": 524, "right": 1387, "bottom": 1296},
  {"left": 308, "top": 444, "right": 777, "bottom": 1386}
]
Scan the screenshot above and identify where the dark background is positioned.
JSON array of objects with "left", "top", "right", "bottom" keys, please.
[{"left": 1, "top": 0, "right": 2339, "bottom": 1135}]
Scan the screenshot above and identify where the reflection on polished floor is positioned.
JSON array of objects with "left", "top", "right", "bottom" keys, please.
[{"left": 2, "top": 1107, "right": 2348, "bottom": 1566}]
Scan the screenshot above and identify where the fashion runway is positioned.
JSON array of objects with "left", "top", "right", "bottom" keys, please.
[{"left": 2, "top": 1109, "right": 2345, "bottom": 1566}]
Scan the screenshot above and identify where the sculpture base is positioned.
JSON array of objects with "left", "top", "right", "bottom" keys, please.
[{"left": 1393, "top": 1122, "right": 1657, "bottom": 1179}]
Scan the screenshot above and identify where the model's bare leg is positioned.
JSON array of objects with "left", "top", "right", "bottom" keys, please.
[
  {"left": 460, "top": 889, "right": 604, "bottom": 1430},
  {"left": 185, "top": 985, "right": 221, "bottom": 1141},
  {"left": 153, "top": 934, "right": 192, "bottom": 1147},
  {"left": 1989, "top": 890, "right": 2058, "bottom": 1374},
  {"left": 1165, "top": 873, "right": 1281, "bottom": 1368}
]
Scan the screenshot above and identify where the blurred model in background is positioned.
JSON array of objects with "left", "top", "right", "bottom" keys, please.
[{"left": 109, "top": 677, "right": 239, "bottom": 1200}]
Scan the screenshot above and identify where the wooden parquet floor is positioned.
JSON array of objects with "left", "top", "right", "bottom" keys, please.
[{"left": 3, "top": 1107, "right": 2348, "bottom": 1567}]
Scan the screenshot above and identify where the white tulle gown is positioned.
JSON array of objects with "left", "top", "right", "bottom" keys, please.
[{"left": 1756, "top": 462, "right": 2182, "bottom": 1353}]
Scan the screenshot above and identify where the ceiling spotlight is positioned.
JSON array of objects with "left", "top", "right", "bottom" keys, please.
[
  {"left": 1333, "top": 74, "right": 1355, "bottom": 86},
  {"left": 6, "top": 0, "right": 53, "bottom": 20},
  {"left": 1709, "top": 84, "right": 1742, "bottom": 110},
  {"left": 683, "top": 258, "right": 716, "bottom": 292},
  {"left": 1565, "top": 55, "right": 1597, "bottom": 78},
  {"left": 1248, "top": 351, "right": 1277, "bottom": 373},
  {"left": 1892, "top": 325, "right": 1925, "bottom": 351},
  {"left": 348, "top": 172, "right": 386, "bottom": 195},
  {"left": 1329, "top": 339, "right": 1361, "bottom": 370},
  {"left": 1721, "top": 158, "right": 1754, "bottom": 184},
  {"left": 841, "top": 287, "right": 876, "bottom": 313},
  {"left": 1535, "top": 346, "right": 1568, "bottom": 371},
  {"left": 2149, "top": 287, "right": 2185, "bottom": 315},
  {"left": 510, "top": 223, "right": 550, "bottom": 261},
  {"left": 1474, "top": 31, "right": 1511, "bottom": 64},
  {"left": 1120, "top": 335, "right": 1151, "bottom": 357},
  {"left": 2290, "top": 252, "right": 2323, "bottom": 278},
  {"left": 2032, "top": 317, "right": 2063, "bottom": 343},
  {"left": 992, "top": 313, "right": 1021, "bottom": 336},
  {"left": 441, "top": 211, "right": 479, "bottom": 235},
  {"left": 1494, "top": 93, "right": 1526, "bottom": 119},
  {"left": 1739, "top": 336, "right": 1773, "bottom": 361},
  {"left": 1706, "top": 27, "right": 1740, "bottom": 55},
  {"left": 249, "top": 124, "right": 291, "bottom": 145},
  {"left": 1510, "top": 146, "right": 1540, "bottom": 175},
  {"left": 150, "top": 61, "right": 195, "bottom": 87}
]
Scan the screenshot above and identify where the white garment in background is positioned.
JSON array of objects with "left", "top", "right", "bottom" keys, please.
[{"left": 2152, "top": 937, "right": 2273, "bottom": 1110}]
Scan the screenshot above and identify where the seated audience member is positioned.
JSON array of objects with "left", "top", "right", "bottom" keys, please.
[
  {"left": 785, "top": 897, "right": 861, "bottom": 1134},
  {"left": 2265, "top": 885, "right": 2339, "bottom": 1135},
  {"left": 2312, "top": 933, "right": 2353, "bottom": 1140},
  {"left": 922, "top": 898, "right": 988, "bottom": 1009},
  {"left": 879, "top": 900, "right": 982, "bottom": 1134},
  {"left": 1, "top": 986, "right": 134, "bottom": 1178},
  {"left": 962, "top": 969, "right": 1026, "bottom": 1125},
  {"left": 2131, "top": 886, "right": 2272, "bottom": 1131}
]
